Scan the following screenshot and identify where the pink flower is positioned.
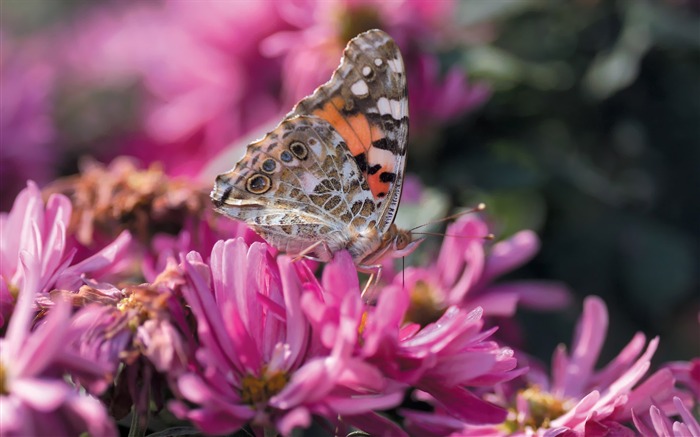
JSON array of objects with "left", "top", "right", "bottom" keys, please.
[
  {"left": 664, "top": 357, "right": 700, "bottom": 401},
  {"left": 171, "top": 239, "right": 403, "bottom": 436},
  {"left": 392, "top": 216, "right": 571, "bottom": 327},
  {"left": 632, "top": 396, "right": 700, "bottom": 437},
  {"left": 59, "top": 1, "right": 287, "bottom": 176},
  {"left": 0, "top": 181, "right": 131, "bottom": 326},
  {"left": 0, "top": 34, "right": 57, "bottom": 210},
  {"left": 459, "top": 296, "right": 685, "bottom": 436},
  {"left": 0, "top": 251, "right": 116, "bottom": 437},
  {"left": 302, "top": 250, "right": 521, "bottom": 434}
]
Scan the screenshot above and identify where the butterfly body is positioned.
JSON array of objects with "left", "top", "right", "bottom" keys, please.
[{"left": 211, "top": 29, "right": 421, "bottom": 269}]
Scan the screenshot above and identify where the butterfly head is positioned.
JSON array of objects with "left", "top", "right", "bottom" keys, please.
[
  {"left": 386, "top": 225, "right": 423, "bottom": 258},
  {"left": 359, "top": 224, "right": 422, "bottom": 265}
]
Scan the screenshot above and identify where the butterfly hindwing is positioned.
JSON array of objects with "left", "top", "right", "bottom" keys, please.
[{"left": 212, "top": 116, "right": 377, "bottom": 261}]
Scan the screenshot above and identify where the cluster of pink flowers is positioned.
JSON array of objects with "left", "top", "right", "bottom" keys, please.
[
  {"left": 1, "top": 2, "right": 696, "bottom": 435},
  {"left": 1, "top": 180, "right": 696, "bottom": 436}
]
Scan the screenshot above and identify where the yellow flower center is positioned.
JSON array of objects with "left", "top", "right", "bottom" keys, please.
[
  {"left": 404, "top": 280, "right": 447, "bottom": 327},
  {"left": 240, "top": 367, "right": 289, "bottom": 406},
  {"left": 503, "top": 386, "right": 569, "bottom": 432},
  {"left": 0, "top": 362, "right": 7, "bottom": 395},
  {"left": 116, "top": 285, "right": 170, "bottom": 332}
]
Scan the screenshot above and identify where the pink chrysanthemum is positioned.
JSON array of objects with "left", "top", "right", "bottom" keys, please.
[
  {"left": 0, "top": 181, "right": 131, "bottom": 326},
  {"left": 170, "top": 239, "right": 403, "bottom": 436},
  {"left": 455, "top": 295, "right": 688, "bottom": 436},
  {"left": 302, "top": 250, "right": 522, "bottom": 434},
  {"left": 0, "top": 251, "right": 116, "bottom": 437}
]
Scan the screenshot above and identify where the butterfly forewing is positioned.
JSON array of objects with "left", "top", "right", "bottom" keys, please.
[
  {"left": 212, "top": 29, "right": 409, "bottom": 264},
  {"left": 291, "top": 29, "right": 408, "bottom": 232}
]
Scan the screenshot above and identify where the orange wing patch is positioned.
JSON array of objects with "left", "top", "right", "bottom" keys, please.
[{"left": 313, "top": 97, "right": 395, "bottom": 199}]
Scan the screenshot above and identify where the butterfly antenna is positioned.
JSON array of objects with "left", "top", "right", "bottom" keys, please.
[
  {"left": 412, "top": 231, "right": 495, "bottom": 241},
  {"left": 408, "top": 203, "right": 487, "bottom": 232}
]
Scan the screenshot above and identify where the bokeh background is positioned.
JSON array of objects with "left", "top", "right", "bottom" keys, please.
[{"left": 2, "top": 0, "right": 698, "bottom": 366}]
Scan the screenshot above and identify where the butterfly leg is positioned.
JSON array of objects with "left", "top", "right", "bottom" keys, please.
[
  {"left": 359, "top": 263, "right": 383, "bottom": 302},
  {"left": 292, "top": 240, "right": 331, "bottom": 262}
]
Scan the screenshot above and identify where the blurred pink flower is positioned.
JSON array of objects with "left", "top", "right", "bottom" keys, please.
[
  {"left": 0, "top": 251, "right": 116, "bottom": 437},
  {"left": 59, "top": 1, "right": 289, "bottom": 177},
  {"left": 171, "top": 239, "right": 403, "bottom": 436},
  {"left": 0, "top": 34, "right": 57, "bottom": 210},
  {"left": 632, "top": 396, "right": 700, "bottom": 437},
  {"left": 303, "top": 250, "right": 520, "bottom": 432},
  {"left": 392, "top": 216, "right": 571, "bottom": 327},
  {"left": 457, "top": 296, "right": 686, "bottom": 436},
  {"left": 664, "top": 357, "right": 700, "bottom": 401},
  {"left": 0, "top": 181, "right": 131, "bottom": 326}
]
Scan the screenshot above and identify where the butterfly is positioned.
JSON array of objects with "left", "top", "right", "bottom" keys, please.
[{"left": 211, "top": 29, "right": 421, "bottom": 277}]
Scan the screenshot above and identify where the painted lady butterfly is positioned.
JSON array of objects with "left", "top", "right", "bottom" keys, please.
[{"left": 211, "top": 29, "right": 421, "bottom": 275}]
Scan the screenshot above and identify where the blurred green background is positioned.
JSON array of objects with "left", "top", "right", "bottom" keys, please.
[{"left": 2, "top": 0, "right": 698, "bottom": 366}]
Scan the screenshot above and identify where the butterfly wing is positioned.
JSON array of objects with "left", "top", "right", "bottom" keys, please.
[
  {"left": 290, "top": 29, "right": 408, "bottom": 233},
  {"left": 211, "top": 116, "right": 377, "bottom": 261},
  {"left": 211, "top": 29, "right": 408, "bottom": 262}
]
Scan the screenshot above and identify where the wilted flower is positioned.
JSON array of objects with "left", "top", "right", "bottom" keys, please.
[
  {"left": 43, "top": 157, "right": 210, "bottom": 246},
  {"left": 0, "top": 252, "right": 116, "bottom": 437},
  {"left": 67, "top": 259, "right": 193, "bottom": 418},
  {"left": 170, "top": 239, "right": 403, "bottom": 436}
]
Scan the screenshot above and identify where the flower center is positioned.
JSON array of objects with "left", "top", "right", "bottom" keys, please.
[
  {"left": 404, "top": 280, "right": 447, "bottom": 327},
  {"left": 116, "top": 285, "right": 170, "bottom": 331},
  {"left": 504, "top": 386, "right": 568, "bottom": 431},
  {"left": 240, "top": 367, "right": 289, "bottom": 406},
  {"left": 0, "top": 361, "right": 8, "bottom": 395}
]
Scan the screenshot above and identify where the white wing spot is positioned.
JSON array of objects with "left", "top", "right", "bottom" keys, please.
[
  {"left": 377, "top": 97, "right": 403, "bottom": 120},
  {"left": 350, "top": 80, "right": 369, "bottom": 96},
  {"left": 377, "top": 97, "right": 391, "bottom": 116},
  {"left": 390, "top": 99, "right": 403, "bottom": 119},
  {"left": 387, "top": 58, "right": 403, "bottom": 74},
  {"left": 374, "top": 58, "right": 383, "bottom": 67},
  {"left": 362, "top": 66, "right": 372, "bottom": 77}
]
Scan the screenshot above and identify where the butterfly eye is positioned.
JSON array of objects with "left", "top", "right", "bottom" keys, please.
[
  {"left": 395, "top": 231, "right": 411, "bottom": 250},
  {"left": 261, "top": 159, "right": 276, "bottom": 173},
  {"left": 289, "top": 141, "right": 308, "bottom": 160},
  {"left": 246, "top": 174, "right": 271, "bottom": 194}
]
